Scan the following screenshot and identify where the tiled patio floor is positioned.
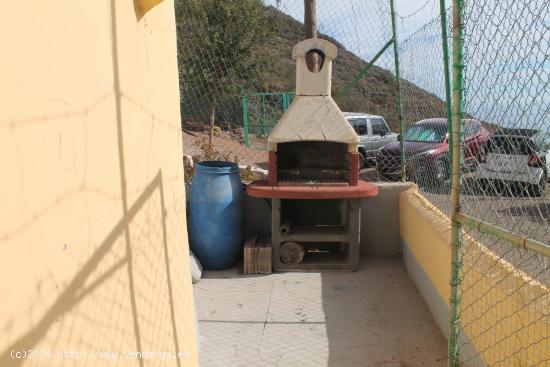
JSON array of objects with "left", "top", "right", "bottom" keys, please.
[{"left": 194, "top": 256, "right": 447, "bottom": 367}]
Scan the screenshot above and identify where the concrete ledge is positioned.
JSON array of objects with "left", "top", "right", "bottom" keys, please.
[{"left": 361, "top": 182, "right": 411, "bottom": 255}]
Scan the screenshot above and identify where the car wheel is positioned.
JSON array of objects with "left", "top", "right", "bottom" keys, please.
[
  {"left": 476, "top": 147, "right": 486, "bottom": 164},
  {"left": 359, "top": 153, "right": 366, "bottom": 170},
  {"left": 474, "top": 178, "right": 487, "bottom": 194},
  {"left": 433, "top": 158, "right": 450, "bottom": 186},
  {"left": 530, "top": 173, "right": 547, "bottom": 197},
  {"left": 411, "top": 168, "right": 428, "bottom": 188}
]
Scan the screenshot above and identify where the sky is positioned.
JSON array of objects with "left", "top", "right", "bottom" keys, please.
[
  {"left": 264, "top": 0, "right": 548, "bottom": 129},
  {"left": 266, "top": 0, "right": 451, "bottom": 50},
  {"left": 393, "top": 0, "right": 451, "bottom": 39},
  {"left": 264, "top": 0, "right": 452, "bottom": 70},
  {"left": 263, "top": 0, "right": 453, "bottom": 96}
]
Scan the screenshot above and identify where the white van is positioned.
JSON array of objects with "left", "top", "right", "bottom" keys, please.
[
  {"left": 343, "top": 112, "right": 398, "bottom": 168},
  {"left": 475, "top": 128, "right": 550, "bottom": 196}
]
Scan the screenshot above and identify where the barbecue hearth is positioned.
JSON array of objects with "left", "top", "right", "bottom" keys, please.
[
  {"left": 247, "top": 38, "right": 378, "bottom": 271},
  {"left": 277, "top": 141, "right": 350, "bottom": 186}
]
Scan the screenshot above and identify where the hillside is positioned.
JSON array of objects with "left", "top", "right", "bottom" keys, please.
[
  {"left": 260, "top": 6, "right": 447, "bottom": 131},
  {"left": 178, "top": 4, "right": 448, "bottom": 132}
]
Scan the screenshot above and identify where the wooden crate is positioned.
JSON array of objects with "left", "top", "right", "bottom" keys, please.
[{"left": 243, "top": 235, "right": 272, "bottom": 274}]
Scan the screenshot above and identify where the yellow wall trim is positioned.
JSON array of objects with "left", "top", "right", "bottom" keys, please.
[{"left": 399, "top": 187, "right": 451, "bottom": 304}]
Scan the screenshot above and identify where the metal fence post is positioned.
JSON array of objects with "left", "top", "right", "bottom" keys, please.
[
  {"left": 242, "top": 94, "right": 249, "bottom": 147},
  {"left": 449, "top": 0, "right": 465, "bottom": 365},
  {"left": 389, "top": 0, "right": 406, "bottom": 182},
  {"left": 266, "top": 93, "right": 267, "bottom": 138},
  {"left": 439, "top": 2, "right": 453, "bottom": 188}
]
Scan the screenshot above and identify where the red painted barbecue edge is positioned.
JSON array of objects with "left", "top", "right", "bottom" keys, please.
[{"left": 245, "top": 180, "right": 379, "bottom": 199}]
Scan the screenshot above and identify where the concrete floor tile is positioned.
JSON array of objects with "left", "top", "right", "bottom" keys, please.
[
  {"left": 268, "top": 273, "right": 326, "bottom": 323},
  {"left": 194, "top": 273, "right": 274, "bottom": 322},
  {"left": 195, "top": 257, "right": 447, "bottom": 367},
  {"left": 198, "top": 322, "right": 272, "bottom": 367}
]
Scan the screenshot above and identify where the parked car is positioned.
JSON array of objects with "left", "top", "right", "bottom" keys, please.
[
  {"left": 475, "top": 128, "right": 550, "bottom": 196},
  {"left": 344, "top": 112, "right": 398, "bottom": 168},
  {"left": 376, "top": 118, "right": 490, "bottom": 185}
]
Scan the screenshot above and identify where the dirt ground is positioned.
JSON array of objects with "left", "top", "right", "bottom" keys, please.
[{"left": 182, "top": 130, "right": 268, "bottom": 168}]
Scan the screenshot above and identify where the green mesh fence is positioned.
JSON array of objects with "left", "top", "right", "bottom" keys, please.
[
  {"left": 242, "top": 92, "right": 294, "bottom": 149},
  {"left": 176, "top": 0, "right": 399, "bottom": 170},
  {"left": 451, "top": 0, "right": 550, "bottom": 365},
  {"left": 384, "top": 9, "right": 453, "bottom": 209},
  {"left": 175, "top": 2, "right": 549, "bottom": 364}
]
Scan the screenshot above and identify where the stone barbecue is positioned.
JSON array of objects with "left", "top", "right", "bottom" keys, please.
[{"left": 247, "top": 38, "right": 378, "bottom": 271}]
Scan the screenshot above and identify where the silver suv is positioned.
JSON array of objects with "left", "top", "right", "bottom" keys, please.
[{"left": 344, "top": 112, "right": 398, "bottom": 167}]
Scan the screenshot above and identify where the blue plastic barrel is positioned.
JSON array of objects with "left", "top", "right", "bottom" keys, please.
[{"left": 188, "top": 161, "right": 243, "bottom": 270}]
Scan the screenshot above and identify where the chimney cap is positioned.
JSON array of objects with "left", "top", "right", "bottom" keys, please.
[{"left": 292, "top": 38, "right": 337, "bottom": 61}]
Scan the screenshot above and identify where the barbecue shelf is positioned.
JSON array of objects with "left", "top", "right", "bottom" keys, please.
[
  {"left": 278, "top": 225, "right": 350, "bottom": 242},
  {"left": 271, "top": 198, "right": 362, "bottom": 271}
]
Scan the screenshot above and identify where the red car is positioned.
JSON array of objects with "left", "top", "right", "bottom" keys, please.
[{"left": 376, "top": 118, "right": 490, "bottom": 185}]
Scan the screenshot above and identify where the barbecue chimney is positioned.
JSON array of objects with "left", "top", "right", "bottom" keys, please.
[{"left": 267, "top": 38, "right": 361, "bottom": 186}]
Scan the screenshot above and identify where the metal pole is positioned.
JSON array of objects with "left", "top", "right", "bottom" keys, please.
[
  {"left": 242, "top": 95, "right": 249, "bottom": 147},
  {"left": 264, "top": 94, "right": 269, "bottom": 149},
  {"left": 455, "top": 212, "right": 550, "bottom": 256},
  {"left": 304, "top": 0, "right": 319, "bottom": 71},
  {"left": 439, "top": 1, "right": 453, "bottom": 187},
  {"left": 336, "top": 39, "right": 394, "bottom": 104},
  {"left": 448, "top": 0, "right": 465, "bottom": 366},
  {"left": 389, "top": 0, "right": 406, "bottom": 182}
]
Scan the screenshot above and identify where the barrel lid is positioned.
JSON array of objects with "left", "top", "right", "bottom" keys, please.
[{"left": 195, "top": 161, "right": 239, "bottom": 174}]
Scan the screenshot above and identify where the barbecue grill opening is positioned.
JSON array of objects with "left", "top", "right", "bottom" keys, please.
[
  {"left": 277, "top": 141, "right": 350, "bottom": 185},
  {"left": 281, "top": 199, "right": 346, "bottom": 227}
]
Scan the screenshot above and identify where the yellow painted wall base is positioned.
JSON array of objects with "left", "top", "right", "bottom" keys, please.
[{"left": 400, "top": 187, "right": 549, "bottom": 366}]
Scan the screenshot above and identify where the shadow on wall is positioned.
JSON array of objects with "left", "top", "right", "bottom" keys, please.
[
  {"left": 0, "top": 1, "right": 192, "bottom": 366},
  {"left": 0, "top": 172, "right": 184, "bottom": 367}
]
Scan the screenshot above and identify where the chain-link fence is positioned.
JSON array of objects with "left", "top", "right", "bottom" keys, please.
[
  {"left": 176, "top": 0, "right": 400, "bottom": 170},
  {"left": 383, "top": 9, "right": 453, "bottom": 211},
  {"left": 242, "top": 92, "right": 294, "bottom": 150},
  {"left": 451, "top": 0, "right": 550, "bottom": 365},
  {"left": 176, "top": 1, "right": 549, "bottom": 365}
]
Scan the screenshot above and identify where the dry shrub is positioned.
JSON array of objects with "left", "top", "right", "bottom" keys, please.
[{"left": 184, "top": 139, "right": 263, "bottom": 183}]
